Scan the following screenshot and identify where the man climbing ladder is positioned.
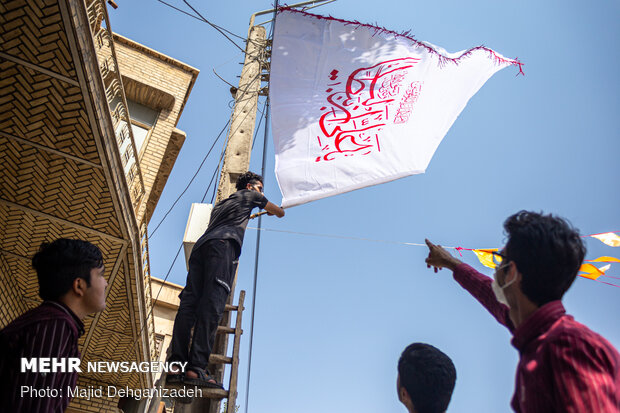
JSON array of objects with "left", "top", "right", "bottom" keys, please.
[{"left": 167, "top": 171, "right": 285, "bottom": 388}]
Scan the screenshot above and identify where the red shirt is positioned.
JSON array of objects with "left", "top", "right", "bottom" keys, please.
[{"left": 454, "top": 263, "right": 620, "bottom": 412}]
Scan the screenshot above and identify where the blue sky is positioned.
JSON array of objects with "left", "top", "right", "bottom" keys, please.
[{"left": 111, "top": 1, "right": 619, "bottom": 412}]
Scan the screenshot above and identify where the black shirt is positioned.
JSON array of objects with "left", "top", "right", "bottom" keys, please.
[{"left": 194, "top": 189, "right": 268, "bottom": 253}]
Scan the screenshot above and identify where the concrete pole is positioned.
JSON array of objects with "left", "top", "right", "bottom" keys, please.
[
  {"left": 215, "top": 25, "right": 267, "bottom": 203},
  {"left": 176, "top": 24, "right": 266, "bottom": 413}
]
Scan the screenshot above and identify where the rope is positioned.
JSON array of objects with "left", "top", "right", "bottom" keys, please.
[
  {"left": 245, "top": 227, "right": 620, "bottom": 250},
  {"left": 246, "top": 226, "right": 430, "bottom": 248},
  {"left": 244, "top": 226, "right": 620, "bottom": 289}
]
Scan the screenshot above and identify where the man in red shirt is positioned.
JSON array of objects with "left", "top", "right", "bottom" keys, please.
[
  {"left": 0, "top": 239, "right": 107, "bottom": 412},
  {"left": 425, "top": 210, "right": 619, "bottom": 412}
]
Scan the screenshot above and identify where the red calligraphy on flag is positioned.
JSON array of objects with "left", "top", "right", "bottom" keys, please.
[
  {"left": 394, "top": 81, "right": 423, "bottom": 124},
  {"left": 316, "top": 58, "right": 423, "bottom": 162}
]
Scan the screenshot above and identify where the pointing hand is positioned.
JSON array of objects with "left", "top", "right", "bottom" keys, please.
[{"left": 425, "top": 238, "right": 462, "bottom": 273}]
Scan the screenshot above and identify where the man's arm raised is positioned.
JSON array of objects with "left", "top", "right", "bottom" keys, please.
[
  {"left": 425, "top": 238, "right": 514, "bottom": 330},
  {"left": 264, "top": 202, "right": 285, "bottom": 218}
]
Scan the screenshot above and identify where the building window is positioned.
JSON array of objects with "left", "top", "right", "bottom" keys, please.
[
  {"left": 155, "top": 333, "right": 165, "bottom": 359},
  {"left": 110, "top": 97, "right": 159, "bottom": 156},
  {"left": 126, "top": 99, "right": 158, "bottom": 155}
]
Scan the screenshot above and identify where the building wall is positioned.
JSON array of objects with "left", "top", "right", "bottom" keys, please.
[
  {"left": 66, "top": 376, "right": 121, "bottom": 413},
  {"left": 0, "top": 4, "right": 197, "bottom": 410},
  {"left": 0, "top": 253, "right": 28, "bottom": 326},
  {"left": 113, "top": 35, "right": 199, "bottom": 225},
  {"left": 151, "top": 277, "right": 183, "bottom": 385}
]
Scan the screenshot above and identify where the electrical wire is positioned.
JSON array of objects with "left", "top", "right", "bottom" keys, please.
[
  {"left": 201, "top": 79, "right": 267, "bottom": 205},
  {"left": 156, "top": 0, "right": 247, "bottom": 50},
  {"left": 181, "top": 1, "right": 247, "bottom": 41},
  {"left": 128, "top": 78, "right": 260, "bottom": 351},
  {"left": 149, "top": 68, "right": 264, "bottom": 237},
  {"left": 148, "top": 119, "right": 230, "bottom": 238},
  {"left": 130, "top": 41, "right": 266, "bottom": 354},
  {"left": 213, "top": 68, "right": 237, "bottom": 90},
  {"left": 156, "top": 0, "right": 269, "bottom": 60},
  {"left": 182, "top": 0, "right": 247, "bottom": 53},
  {"left": 201, "top": 150, "right": 225, "bottom": 203},
  {"left": 244, "top": 97, "right": 270, "bottom": 413},
  {"left": 127, "top": 241, "right": 184, "bottom": 358},
  {"left": 244, "top": 5, "right": 279, "bottom": 413},
  {"left": 128, "top": 120, "right": 233, "bottom": 353},
  {"left": 156, "top": 0, "right": 203, "bottom": 23},
  {"left": 251, "top": 99, "right": 268, "bottom": 149}
]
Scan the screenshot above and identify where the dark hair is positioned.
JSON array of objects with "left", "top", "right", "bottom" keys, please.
[
  {"left": 398, "top": 343, "right": 456, "bottom": 413},
  {"left": 503, "top": 210, "right": 586, "bottom": 306},
  {"left": 235, "top": 171, "right": 263, "bottom": 191},
  {"left": 32, "top": 238, "right": 103, "bottom": 301}
]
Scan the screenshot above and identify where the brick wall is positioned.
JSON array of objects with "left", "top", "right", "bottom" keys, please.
[
  {"left": 112, "top": 34, "right": 199, "bottom": 225},
  {"left": 67, "top": 376, "right": 121, "bottom": 413},
  {"left": 0, "top": 253, "right": 30, "bottom": 328}
]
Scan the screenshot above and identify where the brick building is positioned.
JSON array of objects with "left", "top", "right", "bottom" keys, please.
[{"left": 0, "top": 0, "right": 198, "bottom": 411}]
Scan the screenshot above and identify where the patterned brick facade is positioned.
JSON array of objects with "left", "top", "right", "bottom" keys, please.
[
  {"left": 0, "top": 1, "right": 198, "bottom": 411},
  {"left": 113, "top": 34, "right": 199, "bottom": 225}
]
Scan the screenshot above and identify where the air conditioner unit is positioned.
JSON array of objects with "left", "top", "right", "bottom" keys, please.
[{"left": 182, "top": 203, "right": 213, "bottom": 270}]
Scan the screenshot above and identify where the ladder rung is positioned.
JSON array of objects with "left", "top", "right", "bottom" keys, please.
[
  {"left": 224, "top": 304, "right": 239, "bottom": 311},
  {"left": 209, "top": 354, "right": 232, "bottom": 365},
  {"left": 198, "top": 387, "right": 228, "bottom": 399},
  {"left": 174, "top": 387, "right": 229, "bottom": 402},
  {"left": 216, "top": 326, "right": 237, "bottom": 334}
]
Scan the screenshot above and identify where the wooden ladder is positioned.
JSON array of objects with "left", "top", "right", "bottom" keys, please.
[{"left": 168, "top": 290, "right": 246, "bottom": 413}]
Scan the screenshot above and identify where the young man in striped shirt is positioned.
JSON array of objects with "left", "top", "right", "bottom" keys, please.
[
  {"left": 425, "top": 211, "right": 619, "bottom": 412},
  {"left": 0, "top": 239, "right": 107, "bottom": 412}
]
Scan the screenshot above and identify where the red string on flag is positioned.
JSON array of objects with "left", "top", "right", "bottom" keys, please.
[{"left": 277, "top": 7, "right": 525, "bottom": 75}]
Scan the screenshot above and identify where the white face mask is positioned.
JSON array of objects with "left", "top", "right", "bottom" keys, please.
[{"left": 492, "top": 264, "right": 517, "bottom": 306}]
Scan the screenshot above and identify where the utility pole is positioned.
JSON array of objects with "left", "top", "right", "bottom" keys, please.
[
  {"left": 215, "top": 26, "right": 267, "bottom": 204},
  {"left": 177, "top": 18, "right": 267, "bottom": 413},
  {"left": 206, "top": 23, "right": 267, "bottom": 413},
  {"left": 175, "top": 2, "right": 333, "bottom": 412}
]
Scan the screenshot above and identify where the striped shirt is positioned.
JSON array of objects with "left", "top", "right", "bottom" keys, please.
[
  {"left": 454, "top": 263, "right": 620, "bottom": 412},
  {"left": 0, "top": 301, "right": 84, "bottom": 412}
]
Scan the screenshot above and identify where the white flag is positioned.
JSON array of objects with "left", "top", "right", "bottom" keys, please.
[{"left": 270, "top": 8, "right": 522, "bottom": 208}]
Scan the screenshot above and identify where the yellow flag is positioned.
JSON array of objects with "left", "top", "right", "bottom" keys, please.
[
  {"left": 586, "top": 256, "right": 620, "bottom": 263},
  {"left": 591, "top": 232, "right": 620, "bottom": 247},
  {"left": 472, "top": 249, "right": 498, "bottom": 269},
  {"left": 578, "top": 263, "right": 611, "bottom": 280}
]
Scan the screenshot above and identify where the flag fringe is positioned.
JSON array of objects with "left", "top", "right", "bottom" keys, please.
[{"left": 278, "top": 6, "right": 524, "bottom": 75}]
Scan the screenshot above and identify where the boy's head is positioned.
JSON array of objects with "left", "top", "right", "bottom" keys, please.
[
  {"left": 32, "top": 238, "right": 107, "bottom": 313},
  {"left": 397, "top": 343, "right": 456, "bottom": 413}
]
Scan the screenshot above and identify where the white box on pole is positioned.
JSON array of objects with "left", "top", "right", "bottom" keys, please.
[{"left": 182, "top": 203, "right": 213, "bottom": 270}]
